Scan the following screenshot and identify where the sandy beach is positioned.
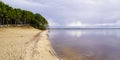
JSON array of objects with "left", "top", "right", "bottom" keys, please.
[{"left": 0, "top": 27, "right": 59, "bottom": 60}]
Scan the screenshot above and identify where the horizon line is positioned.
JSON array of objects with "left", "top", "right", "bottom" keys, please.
[{"left": 47, "top": 27, "right": 120, "bottom": 29}]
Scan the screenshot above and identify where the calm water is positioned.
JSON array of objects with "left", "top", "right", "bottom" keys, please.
[{"left": 48, "top": 29, "right": 120, "bottom": 60}]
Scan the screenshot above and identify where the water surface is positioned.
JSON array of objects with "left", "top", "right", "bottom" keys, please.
[{"left": 48, "top": 29, "right": 120, "bottom": 60}]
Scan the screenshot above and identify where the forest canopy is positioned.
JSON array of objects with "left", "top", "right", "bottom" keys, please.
[{"left": 0, "top": 1, "right": 48, "bottom": 30}]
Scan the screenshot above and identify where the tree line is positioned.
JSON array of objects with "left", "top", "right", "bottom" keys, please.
[{"left": 0, "top": 1, "right": 48, "bottom": 30}]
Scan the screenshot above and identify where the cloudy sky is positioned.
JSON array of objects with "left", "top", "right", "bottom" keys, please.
[{"left": 1, "top": 0, "right": 120, "bottom": 28}]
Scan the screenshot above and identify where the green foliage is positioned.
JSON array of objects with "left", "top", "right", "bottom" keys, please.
[{"left": 0, "top": 1, "right": 48, "bottom": 30}]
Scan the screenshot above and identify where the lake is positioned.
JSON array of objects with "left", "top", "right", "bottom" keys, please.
[{"left": 48, "top": 29, "right": 120, "bottom": 60}]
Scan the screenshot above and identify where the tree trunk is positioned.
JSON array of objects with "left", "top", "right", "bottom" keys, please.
[
  {"left": 15, "top": 20, "right": 17, "bottom": 26},
  {"left": 2, "top": 18, "right": 5, "bottom": 27},
  {"left": 1, "top": 14, "right": 5, "bottom": 27},
  {"left": 6, "top": 20, "right": 9, "bottom": 26},
  {"left": 0, "top": 18, "right": 1, "bottom": 27}
]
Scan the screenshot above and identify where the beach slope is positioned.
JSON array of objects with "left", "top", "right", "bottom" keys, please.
[{"left": 0, "top": 27, "right": 59, "bottom": 60}]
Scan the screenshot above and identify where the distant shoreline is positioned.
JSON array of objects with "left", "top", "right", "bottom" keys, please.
[{"left": 47, "top": 28, "right": 120, "bottom": 30}]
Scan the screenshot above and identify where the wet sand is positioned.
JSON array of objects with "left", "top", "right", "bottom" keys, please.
[{"left": 0, "top": 27, "right": 59, "bottom": 60}]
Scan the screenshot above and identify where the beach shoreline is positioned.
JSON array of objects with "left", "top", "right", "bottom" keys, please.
[{"left": 0, "top": 27, "right": 59, "bottom": 60}]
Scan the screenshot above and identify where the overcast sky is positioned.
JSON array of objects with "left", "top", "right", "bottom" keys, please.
[{"left": 1, "top": 0, "right": 120, "bottom": 28}]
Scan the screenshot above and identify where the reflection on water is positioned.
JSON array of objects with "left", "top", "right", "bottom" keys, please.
[{"left": 48, "top": 29, "right": 120, "bottom": 60}]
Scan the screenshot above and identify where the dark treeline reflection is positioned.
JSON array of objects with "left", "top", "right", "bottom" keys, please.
[{"left": 48, "top": 29, "right": 120, "bottom": 60}]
